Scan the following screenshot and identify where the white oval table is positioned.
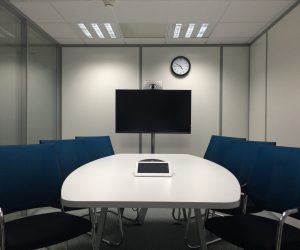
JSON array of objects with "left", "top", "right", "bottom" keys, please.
[{"left": 62, "top": 154, "right": 240, "bottom": 250}]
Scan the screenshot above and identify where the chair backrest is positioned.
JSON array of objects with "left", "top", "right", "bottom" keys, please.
[
  {"left": 222, "top": 140, "right": 276, "bottom": 185},
  {"left": 204, "top": 135, "right": 246, "bottom": 165},
  {"left": 0, "top": 144, "right": 61, "bottom": 215},
  {"left": 75, "top": 136, "right": 114, "bottom": 162},
  {"left": 247, "top": 145, "right": 300, "bottom": 217},
  {"left": 40, "top": 139, "right": 90, "bottom": 181}
]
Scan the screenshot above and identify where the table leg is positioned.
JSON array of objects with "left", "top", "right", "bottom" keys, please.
[
  {"left": 194, "top": 208, "right": 207, "bottom": 250},
  {"left": 138, "top": 208, "right": 148, "bottom": 224},
  {"left": 92, "top": 207, "right": 107, "bottom": 250}
]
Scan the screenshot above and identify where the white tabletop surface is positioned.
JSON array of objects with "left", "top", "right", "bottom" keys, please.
[{"left": 61, "top": 154, "right": 240, "bottom": 209}]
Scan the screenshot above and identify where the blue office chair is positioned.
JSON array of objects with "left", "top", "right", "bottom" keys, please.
[
  {"left": 185, "top": 137, "right": 276, "bottom": 248},
  {"left": 0, "top": 144, "right": 91, "bottom": 250},
  {"left": 204, "top": 135, "right": 246, "bottom": 164},
  {"left": 173, "top": 135, "right": 246, "bottom": 224},
  {"left": 205, "top": 145, "right": 300, "bottom": 250},
  {"left": 40, "top": 139, "right": 90, "bottom": 182},
  {"left": 214, "top": 139, "right": 276, "bottom": 215},
  {"left": 75, "top": 136, "right": 114, "bottom": 161}
]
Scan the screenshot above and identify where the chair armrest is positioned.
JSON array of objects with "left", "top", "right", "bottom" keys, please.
[
  {"left": 240, "top": 183, "right": 247, "bottom": 194},
  {"left": 0, "top": 207, "right": 5, "bottom": 250},
  {"left": 276, "top": 208, "right": 299, "bottom": 250}
]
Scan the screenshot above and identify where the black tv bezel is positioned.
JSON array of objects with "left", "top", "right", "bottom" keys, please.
[{"left": 115, "top": 89, "right": 191, "bottom": 134}]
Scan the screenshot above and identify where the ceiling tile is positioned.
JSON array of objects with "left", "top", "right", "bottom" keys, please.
[
  {"left": 9, "top": 0, "right": 298, "bottom": 45},
  {"left": 52, "top": 1, "right": 115, "bottom": 23},
  {"left": 114, "top": 1, "right": 168, "bottom": 23},
  {"left": 210, "top": 22, "right": 268, "bottom": 38},
  {"left": 221, "top": 1, "right": 295, "bottom": 23},
  {"left": 125, "top": 38, "right": 166, "bottom": 44},
  {"left": 56, "top": 37, "right": 84, "bottom": 45},
  {"left": 12, "top": 2, "right": 64, "bottom": 22},
  {"left": 83, "top": 38, "right": 125, "bottom": 44},
  {"left": 166, "top": 1, "right": 229, "bottom": 23},
  {"left": 207, "top": 37, "right": 250, "bottom": 44},
  {"left": 38, "top": 23, "right": 78, "bottom": 38},
  {"left": 165, "top": 38, "right": 207, "bottom": 44},
  {"left": 120, "top": 23, "right": 167, "bottom": 38}
]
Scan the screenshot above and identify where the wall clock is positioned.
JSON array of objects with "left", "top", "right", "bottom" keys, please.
[{"left": 171, "top": 56, "right": 191, "bottom": 77}]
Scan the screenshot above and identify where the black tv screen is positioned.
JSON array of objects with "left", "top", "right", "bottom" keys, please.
[{"left": 116, "top": 90, "right": 191, "bottom": 133}]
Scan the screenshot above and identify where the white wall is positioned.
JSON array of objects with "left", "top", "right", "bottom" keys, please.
[
  {"left": 142, "top": 47, "right": 220, "bottom": 156},
  {"left": 62, "top": 47, "right": 140, "bottom": 153},
  {"left": 249, "top": 5, "right": 300, "bottom": 146},
  {"left": 249, "top": 34, "right": 267, "bottom": 141},
  {"left": 267, "top": 5, "right": 300, "bottom": 147},
  {"left": 62, "top": 46, "right": 249, "bottom": 156},
  {"left": 27, "top": 46, "right": 58, "bottom": 144},
  {"left": 0, "top": 47, "right": 22, "bottom": 145},
  {"left": 222, "top": 47, "right": 249, "bottom": 137}
]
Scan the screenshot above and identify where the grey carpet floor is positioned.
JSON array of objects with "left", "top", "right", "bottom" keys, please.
[{"left": 47, "top": 208, "right": 241, "bottom": 250}]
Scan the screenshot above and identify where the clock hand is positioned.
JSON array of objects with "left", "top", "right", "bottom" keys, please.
[{"left": 175, "top": 63, "right": 183, "bottom": 70}]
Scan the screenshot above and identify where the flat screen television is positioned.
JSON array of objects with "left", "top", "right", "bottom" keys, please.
[{"left": 116, "top": 90, "right": 191, "bottom": 133}]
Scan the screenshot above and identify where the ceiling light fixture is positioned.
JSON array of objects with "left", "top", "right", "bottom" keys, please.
[
  {"left": 173, "top": 24, "right": 182, "bottom": 38},
  {"left": 91, "top": 23, "right": 105, "bottom": 38},
  {"left": 78, "top": 23, "right": 93, "bottom": 39},
  {"left": 197, "top": 23, "right": 209, "bottom": 38},
  {"left": 185, "top": 24, "right": 195, "bottom": 38},
  {"left": 104, "top": 23, "right": 116, "bottom": 38}
]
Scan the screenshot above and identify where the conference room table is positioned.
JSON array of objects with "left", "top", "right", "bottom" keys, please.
[{"left": 61, "top": 154, "right": 240, "bottom": 250}]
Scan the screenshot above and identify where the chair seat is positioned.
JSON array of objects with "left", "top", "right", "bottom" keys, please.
[
  {"left": 5, "top": 212, "right": 92, "bottom": 250},
  {"left": 214, "top": 197, "right": 262, "bottom": 215},
  {"left": 205, "top": 215, "right": 300, "bottom": 250}
]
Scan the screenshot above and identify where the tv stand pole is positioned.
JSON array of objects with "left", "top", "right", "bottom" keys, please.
[{"left": 151, "top": 133, "right": 155, "bottom": 154}]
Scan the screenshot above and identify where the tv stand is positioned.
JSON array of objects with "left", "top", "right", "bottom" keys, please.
[{"left": 151, "top": 133, "right": 155, "bottom": 154}]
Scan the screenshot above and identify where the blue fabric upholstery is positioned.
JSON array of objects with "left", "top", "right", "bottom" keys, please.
[
  {"left": 0, "top": 144, "right": 61, "bottom": 215},
  {"left": 222, "top": 140, "right": 276, "bottom": 185},
  {"left": 75, "top": 136, "right": 114, "bottom": 162},
  {"left": 205, "top": 145, "right": 300, "bottom": 249},
  {"left": 204, "top": 135, "right": 246, "bottom": 165},
  {"left": 0, "top": 144, "right": 92, "bottom": 249},
  {"left": 247, "top": 145, "right": 300, "bottom": 216},
  {"left": 40, "top": 139, "right": 90, "bottom": 181}
]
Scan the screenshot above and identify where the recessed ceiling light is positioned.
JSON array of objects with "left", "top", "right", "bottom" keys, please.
[
  {"left": 197, "top": 23, "right": 209, "bottom": 38},
  {"left": 173, "top": 24, "right": 182, "bottom": 38},
  {"left": 91, "top": 23, "right": 105, "bottom": 38},
  {"left": 78, "top": 23, "right": 93, "bottom": 39},
  {"left": 185, "top": 24, "right": 195, "bottom": 38},
  {"left": 104, "top": 23, "right": 116, "bottom": 38}
]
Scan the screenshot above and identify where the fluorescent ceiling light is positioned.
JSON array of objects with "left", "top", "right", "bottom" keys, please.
[
  {"left": 78, "top": 23, "right": 93, "bottom": 39},
  {"left": 197, "top": 23, "right": 209, "bottom": 38},
  {"left": 91, "top": 23, "right": 105, "bottom": 38},
  {"left": 185, "top": 24, "right": 195, "bottom": 38},
  {"left": 173, "top": 24, "right": 182, "bottom": 38},
  {"left": 104, "top": 23, "right": 116, "bottom": 38}
]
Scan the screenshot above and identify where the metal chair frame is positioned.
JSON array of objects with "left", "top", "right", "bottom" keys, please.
[{"left": 0, "top": 208, "right": 4, "bottom": 250}]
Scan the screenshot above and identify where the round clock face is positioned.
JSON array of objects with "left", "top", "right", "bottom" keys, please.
[{"left": 171, "top": 56, "right": 191, "bottom": 76}]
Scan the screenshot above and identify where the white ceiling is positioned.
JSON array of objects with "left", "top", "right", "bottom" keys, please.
[{"left": 8, "top": 0, "right": 297, "bottom": 45}]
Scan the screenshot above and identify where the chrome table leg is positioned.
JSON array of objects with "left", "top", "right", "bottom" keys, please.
[
  {"left": 195, "top": 208, "right": 207, "bottom": 250},
  {"left": 93, "top": 207, "right": 107, "bottom": 250},
  {"left": 138, "top": 208, "right": 148, "bottom": 224}
]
